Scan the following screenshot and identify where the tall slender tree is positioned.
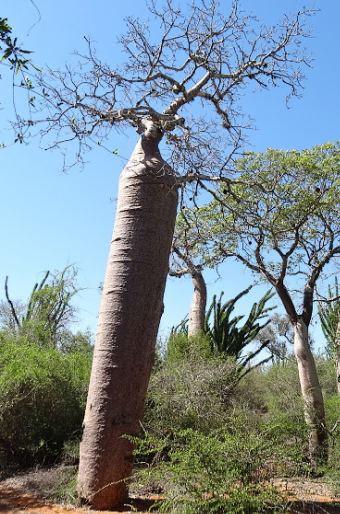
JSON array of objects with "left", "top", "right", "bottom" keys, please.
[
  {"left": 19, "top": 1, "right": 313, "bottom": 508},
  {"left": 189, "top": 144, "right": 340, "bottom": 465}
]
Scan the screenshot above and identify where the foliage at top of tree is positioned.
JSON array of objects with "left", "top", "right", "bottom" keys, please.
[
  {"left": 0, "top": 17, "right": 32, "bottom": 73},
  {"left": 184, "top": 143, "right": 340, "bottom": 325}
]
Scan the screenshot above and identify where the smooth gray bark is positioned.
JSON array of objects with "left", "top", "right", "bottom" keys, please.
[
  {"left": 188, "top": 271, "right": 207, "bottom": 337},
  {"left": 293, "top": 318, "right": 328, "bottom": 465},
  {"left": 77, "top": 126, "right": 178, "bottom": 509}
]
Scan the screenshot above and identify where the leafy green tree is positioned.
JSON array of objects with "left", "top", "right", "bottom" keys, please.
[
  {"left": 188, "top": 143, "right": 340, "bottom": 465},
  {"left": 318, "top": 278, "right": 340, "bottom": 394}
]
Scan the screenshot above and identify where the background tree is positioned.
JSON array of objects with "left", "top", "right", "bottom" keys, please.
[
  {"left": 255, "top": 313, "right": 293, "bottom": 364},
  {"left": 169, "top": 212, "right": 224, "bottom": 336},
  {"left": 191, "top": 143, "right": 340, "bottom": 465},
  {"left": 18, "top": 0, "right": 313, "bottom": 508},
  {"left": 318, "top": 278, "right": 340, "bottom": 394}
]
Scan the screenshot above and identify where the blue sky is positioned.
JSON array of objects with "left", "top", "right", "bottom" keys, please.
[{"left": 0, "top": 0, "right": 339, "bottom": 346}]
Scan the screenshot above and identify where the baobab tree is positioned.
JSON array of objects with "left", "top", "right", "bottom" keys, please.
[
  {"left": 171, "top": 245, "right": 208, "bottom": 337},
  {"left": 170, "top": 210, "right": 225, "bottom": 336},
  {"left": 19, "top": 0, "right": 313, "bottom": 508},
  {"left": 190, "top": 144, "right": 340, "bottom": 465}
]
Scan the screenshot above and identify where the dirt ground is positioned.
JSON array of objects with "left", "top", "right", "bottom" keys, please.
[
  {"left": 0, "top": 483, "right": 155, "bottom": 514},
  {"left": 0, "top": 467, "right": 340, "bottom": 513},
  {"left": 0, "top": 467, "right": 159, "bottom": 514}
]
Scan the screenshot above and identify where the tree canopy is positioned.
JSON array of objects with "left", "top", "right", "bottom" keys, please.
[
  {"left": 18, "top": 0, "right": 313, "bottom": 176},
  {"left": 188, "top": 143, "right": 339, "bottom": 325}
]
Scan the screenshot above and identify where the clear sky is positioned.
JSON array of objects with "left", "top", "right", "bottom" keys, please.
[{"left": 0, "top": 0, "right": 339, "bottom": 346}]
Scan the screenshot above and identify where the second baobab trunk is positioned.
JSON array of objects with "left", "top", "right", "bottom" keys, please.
[
  {"left": 77, "top": 122, "right": 178, "bottom": 510},
  {"left": 188, "top": 270, "right": 207, "bottom": 337}
]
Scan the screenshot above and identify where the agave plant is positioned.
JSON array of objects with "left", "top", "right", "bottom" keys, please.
[{"left": 204, "top": 286, "right": 276, "bottom": 374}]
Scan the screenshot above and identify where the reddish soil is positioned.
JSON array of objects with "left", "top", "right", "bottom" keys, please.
[
  {"left": 0, "top": 469, "right": 339, "bottom": 513},
  {"left": 0, "top": 483, "right": 158, "bottom": 514}
]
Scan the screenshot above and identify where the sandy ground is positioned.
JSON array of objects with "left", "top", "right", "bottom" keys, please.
[{"left": 0, "top": 467, "right": 339, "bottom": 513}]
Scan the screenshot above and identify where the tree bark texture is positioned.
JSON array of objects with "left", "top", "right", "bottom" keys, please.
[
  {"left": 188, "top": 271, "right": 207, "bottom": 337},
  {"left": 293, "top": 318, "right": 328, "bottom": 466},
  {"left": 77, "top": 130, "right": 178, "bottom": 509}
]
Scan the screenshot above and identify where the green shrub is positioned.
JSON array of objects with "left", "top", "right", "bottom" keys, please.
[
  {"left": 0, "top": 336, "right": 91, "bottom": 466},
  {"left": 145, "top": 350, "right": 327, "bottom": 477},
  {"left": 165, "top": 332, "right": 213, "bottom": 364},
  {"left": 317, "top": 356, "right": 338, "bottom": 395},
  {"left": 246, "top": 361, "right": 311, "bottom": 475},
  {"left": 50, "top": 467, "right": 78, "bottom": 505},
  {"left": 323, "top": 395, "right": 340, "bottom": 491},
  {"left": 61, "top": 440, "right": 80, "bottom": 465},
  {"left": 144, "top": 350, "right": 240, "bottom": 436},
  {"left": 131, "top": 428, "right": 286, "bottom": 514},
  {"left": 260, "top": 360, "right": 303, "bottom": 416}
]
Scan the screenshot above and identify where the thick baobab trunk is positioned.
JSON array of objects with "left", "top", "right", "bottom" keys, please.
[
  {"left": 293, "top": 318, "right": 328, "bottom": 466},
  {"left": 77, "top": 124, "right": 178, "bottom": 510},
  {"left": 188, "top": 271, "right": 207, "bottom": 337}
]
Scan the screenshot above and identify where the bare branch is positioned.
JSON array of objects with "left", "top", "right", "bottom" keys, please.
[
  {"left": 4, "top": 276, "right": 21, "bottom": 329},
  {"left": 15, "top": 0, "right": 314, "bottom": 172}
]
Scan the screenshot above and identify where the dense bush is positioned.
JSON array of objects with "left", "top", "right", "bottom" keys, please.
[
  {"left": 323, "top": 394, "right": 340, "bottom": 490},
  {"left": 143, "top": 348, "right": 339, "bottom": 485},
  {"left": 165, "top": 332, "right": 213, "bottom": 364},
  {"left": 144, "top": 337, "right": 242, "bottom": 436},
  {"left": 131, "top": 427, "right": 286, "bottom": 514},
  {"left": 316, "top": 356, "right": 339, "bottom": 395},
  {"left": 0, "top": 335, "right": 91, "bottom": 467}
]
